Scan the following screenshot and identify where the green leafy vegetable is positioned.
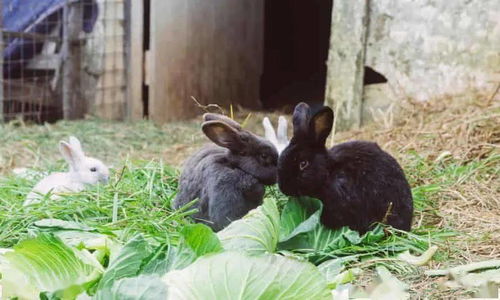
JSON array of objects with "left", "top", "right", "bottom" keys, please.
[
  {"left": 0, "top": 234, "right": 102, "bottom": 299},
  {"left": 279, "top": 196, "right": 322, "bottom": 242},
  {"left": 180, "top": 224, "right": 222, "bottom": 257},
  {"left": 140, "top": 243, "right": 195, "bottom": 276},
  {"left": 318, "top": 257, "right": 360, "bottom": 289},
  {"left": 96, "top": 275, "right": 168, "bottom": 300},
  {"left": 217, "top": 198, "right": 280, "bottom": 254},
  {"left": 30, "top": 219, "right": 121, "bottom": 269},
  {"left": 163, "top": 251, "right": 331, "bottom": 300},
  {"left": 96, "top": 235, "right": 152, "bottom": 290},
  {"left": 278, "top": 196, "right": 385, "bottom": 256},
  {"left": 141, "top": 224, "right": 221, "bottom": 275},
  {"left": 398, "top": 245, "right": 438, "bottom": 266},
  {"left": 369, "top": 266, "right": 409, "bottom": 299}
]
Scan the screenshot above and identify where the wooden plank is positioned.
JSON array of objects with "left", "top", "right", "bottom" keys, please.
[
  {"left": 324, "top": 0, "right": 370, "bottom": 132},
  {"left": 97, "top": 70, "right": 126, "bottom": 89},
  {"left": 126, "top": 0, "right": 144, "bottom": 120},
  {"left": 149, "top": 0, "right": 264, "bottom": 123},
  {"left": 62, "top": 0, "right": 85, "bottom": 119}
]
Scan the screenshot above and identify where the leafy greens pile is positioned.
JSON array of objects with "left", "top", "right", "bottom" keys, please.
[{"left": 0, "top": 196, "right": 433, "bottom": 299}]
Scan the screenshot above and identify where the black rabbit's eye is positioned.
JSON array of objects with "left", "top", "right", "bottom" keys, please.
[
  {"left": 90, "top": 167, "right": 97, "bottom": 172},
  {"left": 299, "top": 160, "right": 309, "bottom": 171},
  {"left": 260, "top": 153, "right": 268, "bottom": 160}
]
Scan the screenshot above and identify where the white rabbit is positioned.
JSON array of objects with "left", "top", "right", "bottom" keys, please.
[
  {"left": 262, "top": 116, "right": 289, "bottom": 154},
  {"left": 24, "top": 136, "right": 110, "bottom": 206}
]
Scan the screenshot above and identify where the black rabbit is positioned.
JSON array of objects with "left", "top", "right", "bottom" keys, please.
[
  {"left": 173, "top": 113, "right": 279, "bottom": 231},
  {"left": 278, "top": 103, "right": 413, "bottom": 233}
]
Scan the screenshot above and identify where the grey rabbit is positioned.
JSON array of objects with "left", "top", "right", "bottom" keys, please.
[
  {"left": 278, "top": 102, "right": 413, "bottom": 233},
  {"left": 173, "top": 113, "right": 279, "bottom": 231}
]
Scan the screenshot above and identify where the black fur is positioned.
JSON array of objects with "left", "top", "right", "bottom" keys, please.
[
  {"left": 173, "top": 114, "right": 278, "bottom": 231},
  {"left": 278, "top": 103, "right": 413, "bottom": 233}
]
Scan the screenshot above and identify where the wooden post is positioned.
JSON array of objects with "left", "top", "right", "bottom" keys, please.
[
  {"left": 324, "top": 0, "right": 370, "bottom": 133},
  {"left": 62, "top": 0, "right": 85, "bottom": 119},
  {"left": 125, "top": 0, "right": 144, "bottom": 120},
  {"left": 0, "top": 0, "right": 4, "bottom": 122}
]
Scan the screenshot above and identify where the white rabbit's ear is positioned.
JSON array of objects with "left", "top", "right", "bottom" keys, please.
[
  {"left": 262, "top": 117, "right": 278, "bottom": 145},
  {"left": 277, "top": 116, "right": 289, "bottom": 144},
  {"left": 68, "top": 136, "right": 85, "bottom": 156},
  {"left": 59, "top": 141, "right": 83, "bottom": 169}
]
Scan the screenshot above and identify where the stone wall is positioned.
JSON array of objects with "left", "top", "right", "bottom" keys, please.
[
  {"left": 326, "top": 0, "right": 500, "bottom": 130},
  {"left": 366, "top": 0, "right": 500, "bottom": 103}
]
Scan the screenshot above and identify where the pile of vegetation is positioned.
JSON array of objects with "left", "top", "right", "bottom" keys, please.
[{"left": 0, "top": 160, "right": 453, "bottom": 299}]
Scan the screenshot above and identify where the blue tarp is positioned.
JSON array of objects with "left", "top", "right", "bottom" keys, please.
[{"left": 2, "top": 0, "right": 98, "bottom": 77}]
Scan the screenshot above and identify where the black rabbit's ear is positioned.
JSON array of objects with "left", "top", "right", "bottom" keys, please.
[
  {"left": 203, "top": 113, "right": 242, "bottom": 130},
  {"left": 310, "top": 107, "right": 333, "bottom": 146},
  {"left": 292, "top": 102, "right": 311, "bottom": 140},
  {"left": 202, "top": 121, "right": 244, "bottom": 151}
]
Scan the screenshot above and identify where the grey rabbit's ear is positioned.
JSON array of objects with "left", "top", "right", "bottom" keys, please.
[
  {"left": 202, "top": 120, "right": 245, "bottom": 151},
  {"left": 203, "top": 113, "right": 242, "bottom": 130},
  {"left": 310, "top": 107, "right": 334, "bottom": 146},
  {"left": 292, "top": 102, "right": 311, "bottom": 140}
]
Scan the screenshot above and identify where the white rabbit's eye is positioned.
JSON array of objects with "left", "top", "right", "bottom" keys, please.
[
  {"left": 90, "top": 167, "right": 97, "bottom": 172},
  {"left": 299, "top": 160, "right": 309, "bottom": 171}
]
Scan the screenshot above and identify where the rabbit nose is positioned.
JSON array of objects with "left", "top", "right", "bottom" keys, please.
[{"left": 100, "top": 176, "right": 109, "bottom": 184}]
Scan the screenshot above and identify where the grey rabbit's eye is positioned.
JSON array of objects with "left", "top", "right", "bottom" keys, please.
[
  {"left": 299, "top": 160, "right": 309, "bottom": 171},
  {"left": 90, "top": 167, "right": 97, "bottom": 172}
]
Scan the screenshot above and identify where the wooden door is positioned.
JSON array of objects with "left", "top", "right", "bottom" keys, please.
[{"left": 149, "top": 0, "right": 264, "bottom": 123}]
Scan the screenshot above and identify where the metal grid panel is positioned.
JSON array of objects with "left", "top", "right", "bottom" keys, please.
[{"left": 0, "top": 0, "right": 126, "bottom": 123}]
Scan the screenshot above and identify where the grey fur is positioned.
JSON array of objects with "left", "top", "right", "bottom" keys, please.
[{"left": 173, "top": 115, "right": 278, "bottom": 231}]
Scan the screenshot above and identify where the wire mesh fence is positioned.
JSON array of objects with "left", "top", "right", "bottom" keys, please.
[{"left": 0, "top": 0, "right": 126, "bottom": 123}]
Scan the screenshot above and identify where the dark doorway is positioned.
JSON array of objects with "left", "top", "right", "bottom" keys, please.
[{"left": 260, "top": 0, "right": 333, "bottom": 111}]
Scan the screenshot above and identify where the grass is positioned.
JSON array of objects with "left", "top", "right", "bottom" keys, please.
[
  {"left": 0, "top": 97, "right": 498, "bottom": 298},
  {"left": 0, "top": 160, "right": 193, "bottom": 248},
  {"left": 0, "top": 118, "right": 205, "bottom": 174}
]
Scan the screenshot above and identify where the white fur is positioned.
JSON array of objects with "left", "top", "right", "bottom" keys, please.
[
  {"left": 24, "top": 136, "right": 110, "bottom": 206},
  {"left": 262, "top": 116, "right": 289, "bottom": 154}
]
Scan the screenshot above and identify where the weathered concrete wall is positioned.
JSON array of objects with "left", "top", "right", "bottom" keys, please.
[
  {"left": 326, "top": 0, "right": 500, "bottom": 131},
  {"left": 365, "top": 0, "right": 500, "bottom": 102}
]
